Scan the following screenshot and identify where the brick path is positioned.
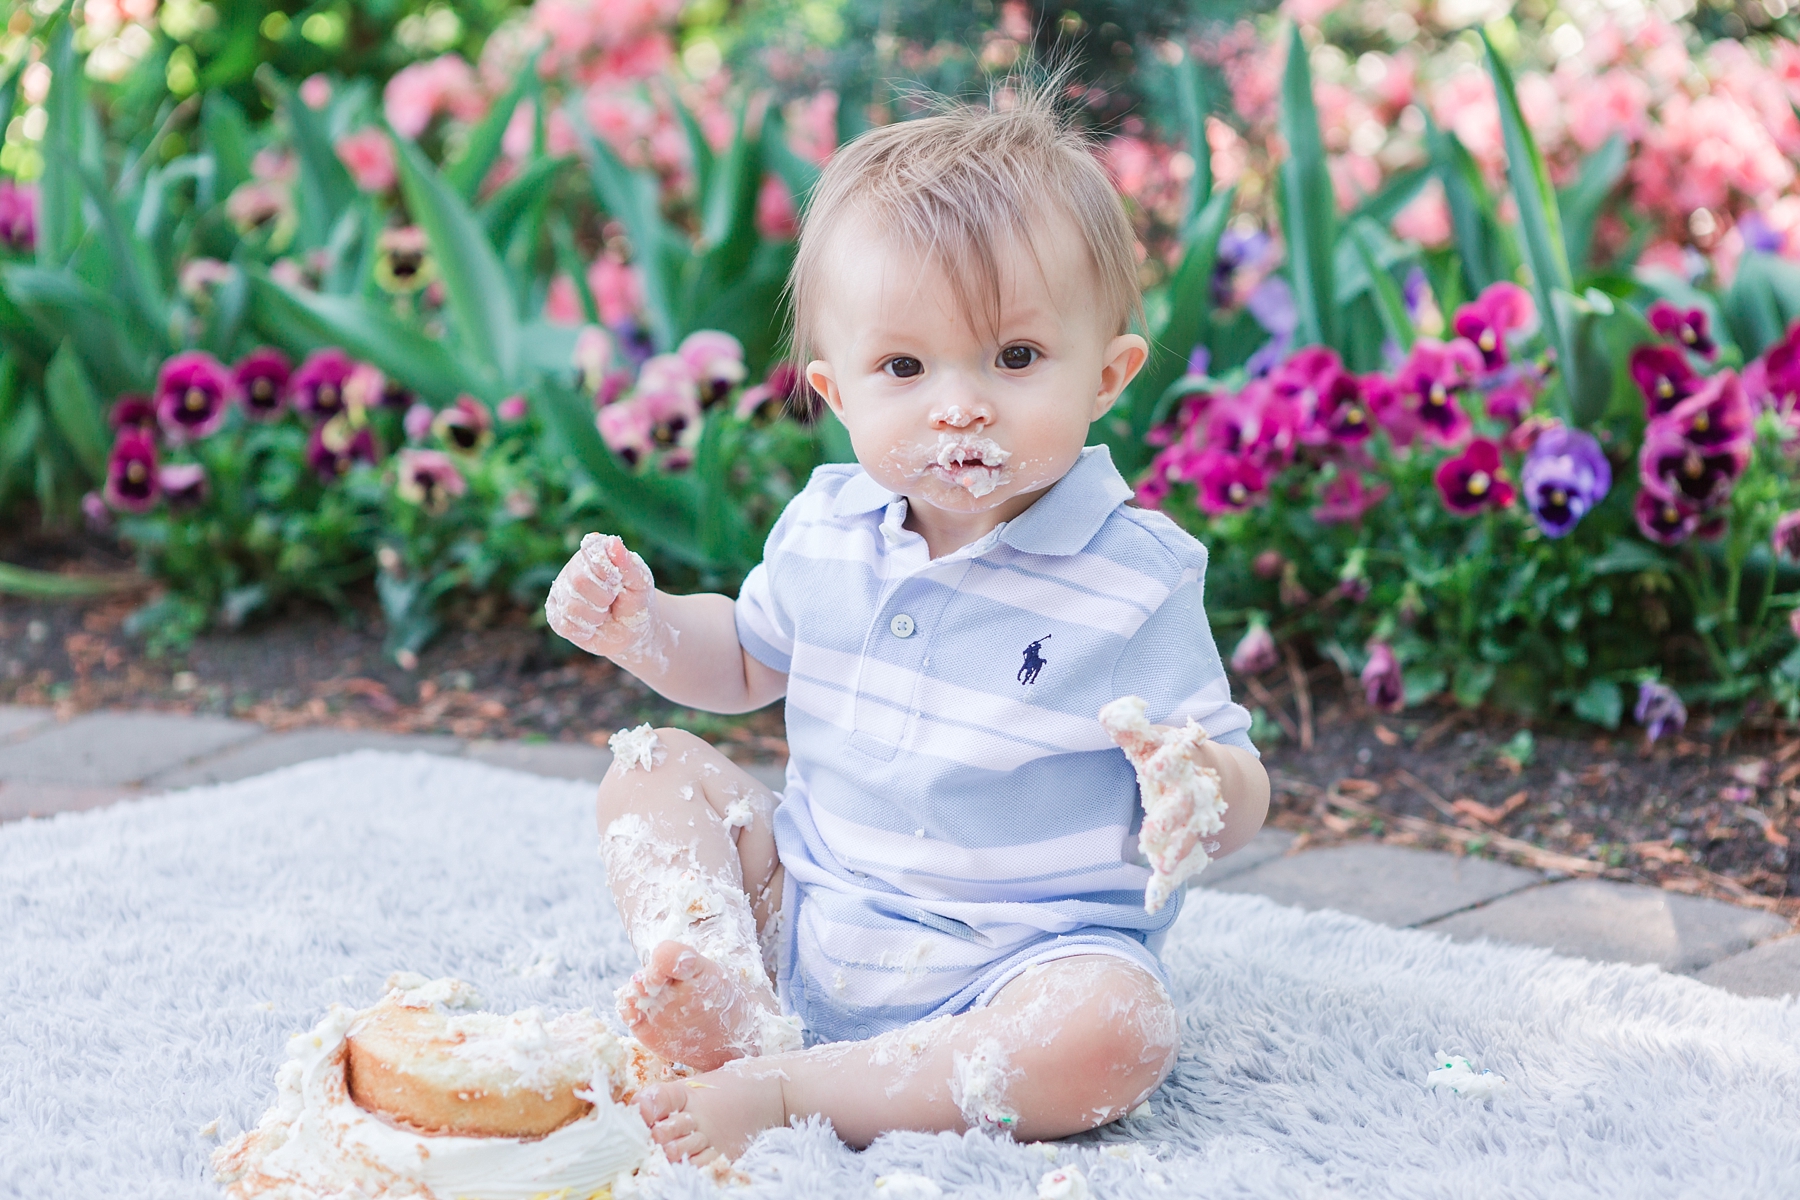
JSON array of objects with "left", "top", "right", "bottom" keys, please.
[{"left": 3, "top": 705, "right": 1794, "bottom": 999}]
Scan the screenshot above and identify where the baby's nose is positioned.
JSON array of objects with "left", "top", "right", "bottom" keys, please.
[{"left": 930, "top": 402, "right": 990, "bottom": 429}]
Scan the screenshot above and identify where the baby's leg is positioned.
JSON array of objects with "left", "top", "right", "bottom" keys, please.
[
  {"left": 596, "top": 727, "right": 798, "bottom": 1070},
  {"left": 636, "top": 954, "right": 1178, "bottom": 1163}
]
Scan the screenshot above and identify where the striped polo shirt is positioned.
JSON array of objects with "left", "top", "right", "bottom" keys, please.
[{"left": 734, "top": 445, "right": 1256, "bottom": 1042}]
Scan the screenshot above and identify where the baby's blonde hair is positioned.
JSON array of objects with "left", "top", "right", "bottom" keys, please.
[{"left": 786, "top": 77, "right": 1143, "bottom": 391}]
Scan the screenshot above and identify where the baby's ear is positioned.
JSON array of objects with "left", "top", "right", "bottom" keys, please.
[
  {"left": 1093, "top": 334, "right": 1150, "bottom": 419},
  {"left": 806, "top": 360, "right": 845, "bottom": 418}
]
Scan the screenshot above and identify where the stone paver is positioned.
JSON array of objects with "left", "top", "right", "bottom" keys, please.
[
  {"left": 743, "top": 762, "right": 787, "bottom": 792},
  {"left": 147, "top": 729, "right": 464, "bottom": 789},
  {"left": 1199, "top": 827, "right": 1298, "bottom": 886},
  {"left": 1422, "top": 879, "right": 1792, "bottom": 973},
  {"left": 465, "top": 740, "right": 614, "bottom": 782},
  {"left": 1693, "top": 934, "right": 1800, "bottom": 998},
  {"left": 0, "top": 705, "right": 54, "bottom": 742},
  {"left": 0, "top": 711, "right": 261, "bottom": 786},
  {"left": 0, "top": 782, "right": 140, "bottom": 822},
  {"left": 1214, "top": 842, "right": 1543, "bottom": 927}
]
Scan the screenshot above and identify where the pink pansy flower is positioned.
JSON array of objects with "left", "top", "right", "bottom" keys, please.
[
  {"left": 498, "top": 395, "right": 528, "bottom": 422},
  {"left": 404, "top": 403, "right": 435, "bottom": 442},
  {"left": 573, "top": 326, "right": 614, "bottom": 394},
  {"left": 737, "top": 361, "right": 804, "bottom": 421},
  {"left": 1483, "top": 377, "right": 1537, "bottom": 425},
  {"left": 1313, "top": 371, "right": 1374, "bottom": 443},
  {"left": 1361, "top": 641, "right": 1404, "bottom": 713},
  {"left": 1646, "top": 300, "right": 1716, "bottom": 359},
  {"left": 433, "top": 395, "right": 494, "bottom": 454},
  {"left": 109, "top": 395, "right": 158, "bottom": 438},
  {"left": 104, "top": 431, "right": 160, "bottom": 513},
  {"left": 155, "top": 351, "right": 238, "bottom": 443},
  {"left": 159, "top": 463, "right": 208, "bottom": 510},
  {"left": 1195, "top": 450, "right": 1267, "bottom": 515},
  {"left": 335, "top": 129, "right": 397, "bottom": 193},
  {"left": 1312, "top": 469, "right": 1389, "bottom": 524},
  {"left": 1229, "top": 622, "right": 1278, "bottom": 675},
  {"left": 291, "top": 349, "right": 358, "bottom": 422},
  {"left": 755, "top": 176, "right": 798, "bottom": 240},
  {"left": 677, "top": 330, "right": 746, "bottom": 406},
  {"left": 1638, "top": 419, "right": 1747, "bottom": 510},
  {"left": 1628, "top": 344, "right": 1701, "bottom": 418},
  {"left": 395, "top": 449, "right": 467, "bottom": 515},
  {"left": 1771, "top": 510, "right": 1800, "bottom": 560},
  {"left": 234, "top": 348, "right": 292, "bottom": 420},
  {"left": 299, "top": 74, "right": 332, "bottom": 110},
  {"left": 0, "top": 179, "right": 36, "bottom": 251},
  {"left": 1394, "top": 338, "right": 1481, "bottom": 445},
  {"left": 1433, "top": 438, "right": 1513, "bottom": 515},
  {"left": 1665, "top": 370, "right": 1752, "bottom": 452},
  {"left": 1635, "top": 481, "right": 1703, "bottom": 546},
  {"left": 305, "top": 417, "right": 379, "bottom": 481},
  {"left": 598, "top": 396, "right": 656, "bottom": 466},
  {"left": 1451, "top": 282, "right": 1536, "bottom": 371}
]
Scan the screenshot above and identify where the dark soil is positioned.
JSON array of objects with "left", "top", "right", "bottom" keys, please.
[{"left": 4, "top": 527, "right": 1794, "bottom": 919}]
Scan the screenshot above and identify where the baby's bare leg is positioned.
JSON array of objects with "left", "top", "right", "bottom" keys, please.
[
  {"left": 596, "top": 727, "right": 797, "bottom": 1070},
  {"left": 637, "top": 954, "right": 1178, "bottom": 1163}
]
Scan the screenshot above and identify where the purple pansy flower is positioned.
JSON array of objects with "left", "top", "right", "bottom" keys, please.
[
  {"left": 291, "top": 349, "right": 358, "bottom": 422},
  {"left": 1665, "top": 370, "right": 1752, "bottom": 452},
  {"left": 1395, "top": 338, "right": 1480, "bottom": 445},
  {"left": 1361, "top": 642, "right": 1405, "bottom": 713},
  {"left": 1634, "top": 681, "right": 1687, "bottom": 743},
  {"left": 1520, "top": 427, "right": 1610, "bottom": 538},
  {"left": 0, "top": 180, "right": 35, "bottom": 252},
  {"left": 1738, "top": 211, "right": 1784, "bottom": 255},
  {"left": 159, "top": 463, "right": 208, "bottom": 509},
  {"left": 1451, "top": 281, "right": 1536, "bottom": 371},
  {"left": 234, "top": 348, "right": 292, "bottom": 420},
  {"left": 104, "top": 432, "right": 160, "bottom": 513},
  {"left": 305, "top": 416, "right": 378, "bottom": 480},
  {"left": 1434, "top": 438, "right": 1514, "bottom": 515},
  {"left": 1638, "top": 420, "right": 1747, "bottom": 509},
  {"left": 1230, "top": 622, "right": 1278, "bottom": 675},
  {"left": 394, "top": 449, "right": 467, "bottom": 515},
  {"left": 1312, "top": 468, "right": 1388, "bottom": 524},
  {"left": 1628, "top": 345, "right": 1701, "bottom": 418},
  {"left": 155, "top": 351, "right": 237, "bottom": 442},
  {"left": 1646, "top": 300, "right": 1716, "bottom": 359}
]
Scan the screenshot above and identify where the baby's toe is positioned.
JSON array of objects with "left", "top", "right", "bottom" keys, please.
[
  {"left": 636, "top": 1081, "right": 689, "bottom": 1126},
  {"left": 647, "top": 940, "right": 699, "bottom": 983},
  {"left": 661, "top": 1131, "right": 718, "bottom": 1164}
]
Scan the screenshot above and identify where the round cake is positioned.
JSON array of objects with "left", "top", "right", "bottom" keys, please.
[{"left": 214, "top": 975, "right": 675, "bottom": 1200}]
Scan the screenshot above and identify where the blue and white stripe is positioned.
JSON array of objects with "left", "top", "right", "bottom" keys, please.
[{"left": 735, "top": 446, "right": 1255, "bottom": 1043}]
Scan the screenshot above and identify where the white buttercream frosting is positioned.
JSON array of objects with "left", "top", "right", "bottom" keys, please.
[
  {"left": 215, "top": 994, "right": 652, "bottom": 1200},
  {"left": 609, "top": 724, "right": 663, "bottom": 773},
  {"left": 1098, "top": 695, "right": 1228, "bottom": 913}
]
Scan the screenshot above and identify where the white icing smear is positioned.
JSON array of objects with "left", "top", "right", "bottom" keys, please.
[
  {"left": 950, "top": 1038, "right": 1020, "bottom": 1132},
  {"left": 1427, "top": 1054, "right": 1507, "bottom": 1099},
  {"left": 1098, "top": 695, "right": 1227, "bottom": 913},
  {"left": 722, "top": 798, "right": 755, "bottom": 830},
  {"left": 213, "top": 1004, "right": 651, "bottom": 1200},
  {"left": 1038, "top": 1165, "right": 1090, "bottom": 1200},
  {"left": 609, "top": 724, "right": 663, "bottom": 773},
  {"left": 925, "top": 432, "right": 1012, "bottom": 497}
]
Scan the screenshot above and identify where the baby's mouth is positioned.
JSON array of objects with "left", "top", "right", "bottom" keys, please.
[{"left": 924, "top": 434, "right": 1012, "bottom": 498}]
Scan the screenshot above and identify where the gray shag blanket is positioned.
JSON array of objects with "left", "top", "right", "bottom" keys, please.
[{"left": 2, "top": 752, "right": 1796, "bottom": 1200}]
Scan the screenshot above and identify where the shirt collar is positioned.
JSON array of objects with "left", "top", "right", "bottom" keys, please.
[{"left": 828, "top": 445, "right": 1131, "bottom": 556}]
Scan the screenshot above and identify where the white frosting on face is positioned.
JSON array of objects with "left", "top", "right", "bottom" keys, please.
[{"left": 214, "top": 1005, "right": 651, "bottom": 1200}]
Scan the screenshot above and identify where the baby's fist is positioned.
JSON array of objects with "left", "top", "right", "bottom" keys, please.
[{"left": 545, "top": 533, "right": 657, "bottom": 658}]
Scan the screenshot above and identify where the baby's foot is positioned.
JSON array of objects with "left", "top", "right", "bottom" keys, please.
[
  {"left": 636, "top": 1068, "right": 786, "bottom": 1166},
  {"left": 618, "top": 941, "right": 766, "bottom": 1072}
]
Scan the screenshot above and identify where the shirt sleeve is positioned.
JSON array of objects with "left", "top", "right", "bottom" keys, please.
[
  {"left": 734, "top": 507, "right": 799, "bottom": 674},
  {"left": 1109, "top": 545, "right": 1258, "bottom": 756}
]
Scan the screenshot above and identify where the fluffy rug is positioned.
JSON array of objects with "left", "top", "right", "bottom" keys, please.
[{"left": 2, "top": 752, "right": 1797, "bottom": 1200}]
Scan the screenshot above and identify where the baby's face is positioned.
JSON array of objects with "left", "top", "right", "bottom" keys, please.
[{"left": 805, "top": 210, "right": 1145, "bottom": 528}]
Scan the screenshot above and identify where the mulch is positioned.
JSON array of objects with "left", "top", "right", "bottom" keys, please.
[{"left": 3, "top": 528, "right": 1795, "bottom": 920}]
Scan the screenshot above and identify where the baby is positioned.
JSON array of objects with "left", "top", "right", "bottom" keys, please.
[{"left": 545, "top": 85, "right": 1270, "bottom": 1165}]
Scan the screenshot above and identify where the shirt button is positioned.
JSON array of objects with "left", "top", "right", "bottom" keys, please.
[{"left": 889, "top": 613, "right": 916, "bottom": 638}]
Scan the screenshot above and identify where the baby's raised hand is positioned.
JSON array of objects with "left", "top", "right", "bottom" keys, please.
[
  {"left": 1098, "top": 695, "right": 1228, "bottom": 913},
  {"left": 545, "top": 533, "right": 659, "bottom": 660}
]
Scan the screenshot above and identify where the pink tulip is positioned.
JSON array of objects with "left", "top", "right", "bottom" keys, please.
[{"left": 335, "top": 129, "right": 397, "bottom": 192}]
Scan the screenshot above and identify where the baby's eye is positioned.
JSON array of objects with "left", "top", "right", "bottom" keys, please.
[
  {"left": 998, "top": 345, "right": 1037, "bottom": 370},
  {"left": 884, "top": 357, "right": 923, "bottom": 379}
]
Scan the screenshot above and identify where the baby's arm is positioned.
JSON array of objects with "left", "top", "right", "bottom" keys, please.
[
  {"left": 544, "top": 533, "right": 787, "bottom": 713},
  {"left": 1101, "top": 696, "right": 1270, "bottom": 911}
]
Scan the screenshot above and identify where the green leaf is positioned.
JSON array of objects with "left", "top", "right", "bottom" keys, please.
[
  {"left": 1, "top": 265, "right": 150, "bottom": 395},
  {"left": 390, "top": 134, "right": 522, "bottom": 383},
  {"left": 263, "top": 70, "right": 357, "bottom": 251},
  {"left": 43, "top": 341, "right": 108, "bottom": 480},
  {"left": 1347, "top": 217, "right": 1415, "bottom": 353},
  {"left": 548, "top": 212, "right": 600, "bottom": 325},
  {"left": 1277, "top": 24, "right": 1336, "bottom": 350},
  {"left": 692, "top": 411, "right": 752, "bottom": 574},
  {"left": 760, "top": 106, "right": 821, "bottom": 215},
  {"left": 1557, "top": 133, "right": 1626, "bottom": 276},
  {"left": 1172, "top": 53, "right": 1213, "bottom": 232},
  {"left": 201, "top": 92, "right": 254, "bottom": 201},
  {"left": 697, "top": 106, "right": 760, "bottom": 280},
  {"left": 445, "top": 58, "right": 536, "bottom": 201},
  {"left": 77, "top": 162, "right": 167, "bottom": 344},
  {"left": 533, "top": 380, "right": 705, "bottom": 565},
  {"left": 1587, "top": 539, "right": 1671, "bottom": 575},
  {"left": 1571, "top": 678, "right": 1623, "bottom": 729},
  {"left": 246, "top": 272, "right": 491, "bottom": 402},
  {"left": 37, "top": 25, "right": 84, "bottom": 266},
  {"left": 568, "top": 102, "right": 679, "bottom": 349},
  {"left": 1484, "top": 32, "right": 1592, "bottom": 425},
  {"left": 1452, "top": 660, "right": 1496, "bottom": 708},
  {"left": 0, "top": 561, "right": 141, "bottom": 598},
  {"left": 1724, "top": 252, "right": 1800, "bottom": 359},
  {"left": 1426, "top": 118, "right": 1509, "bottom": 297},
  {"left": 0, "top": 59, "right": 22, "bottom": 152},
  {"left": 669, "top": 89, "right": 717, "bottom": 205},
  {"left": 481, "top": 155, "right": 570, "bottom": 253},
  {"left": 1348, "top": 166, "right": 1430, "bottom": 228}
]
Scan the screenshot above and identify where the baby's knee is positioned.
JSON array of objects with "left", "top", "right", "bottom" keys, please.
[{"left": 1058, "top": 970, "right": 1179, "bottom": 1083}]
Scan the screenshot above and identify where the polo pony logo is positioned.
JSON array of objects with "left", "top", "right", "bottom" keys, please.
[{"left": 1017, "top": 635, "right": 1051, "bottom": 685}]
